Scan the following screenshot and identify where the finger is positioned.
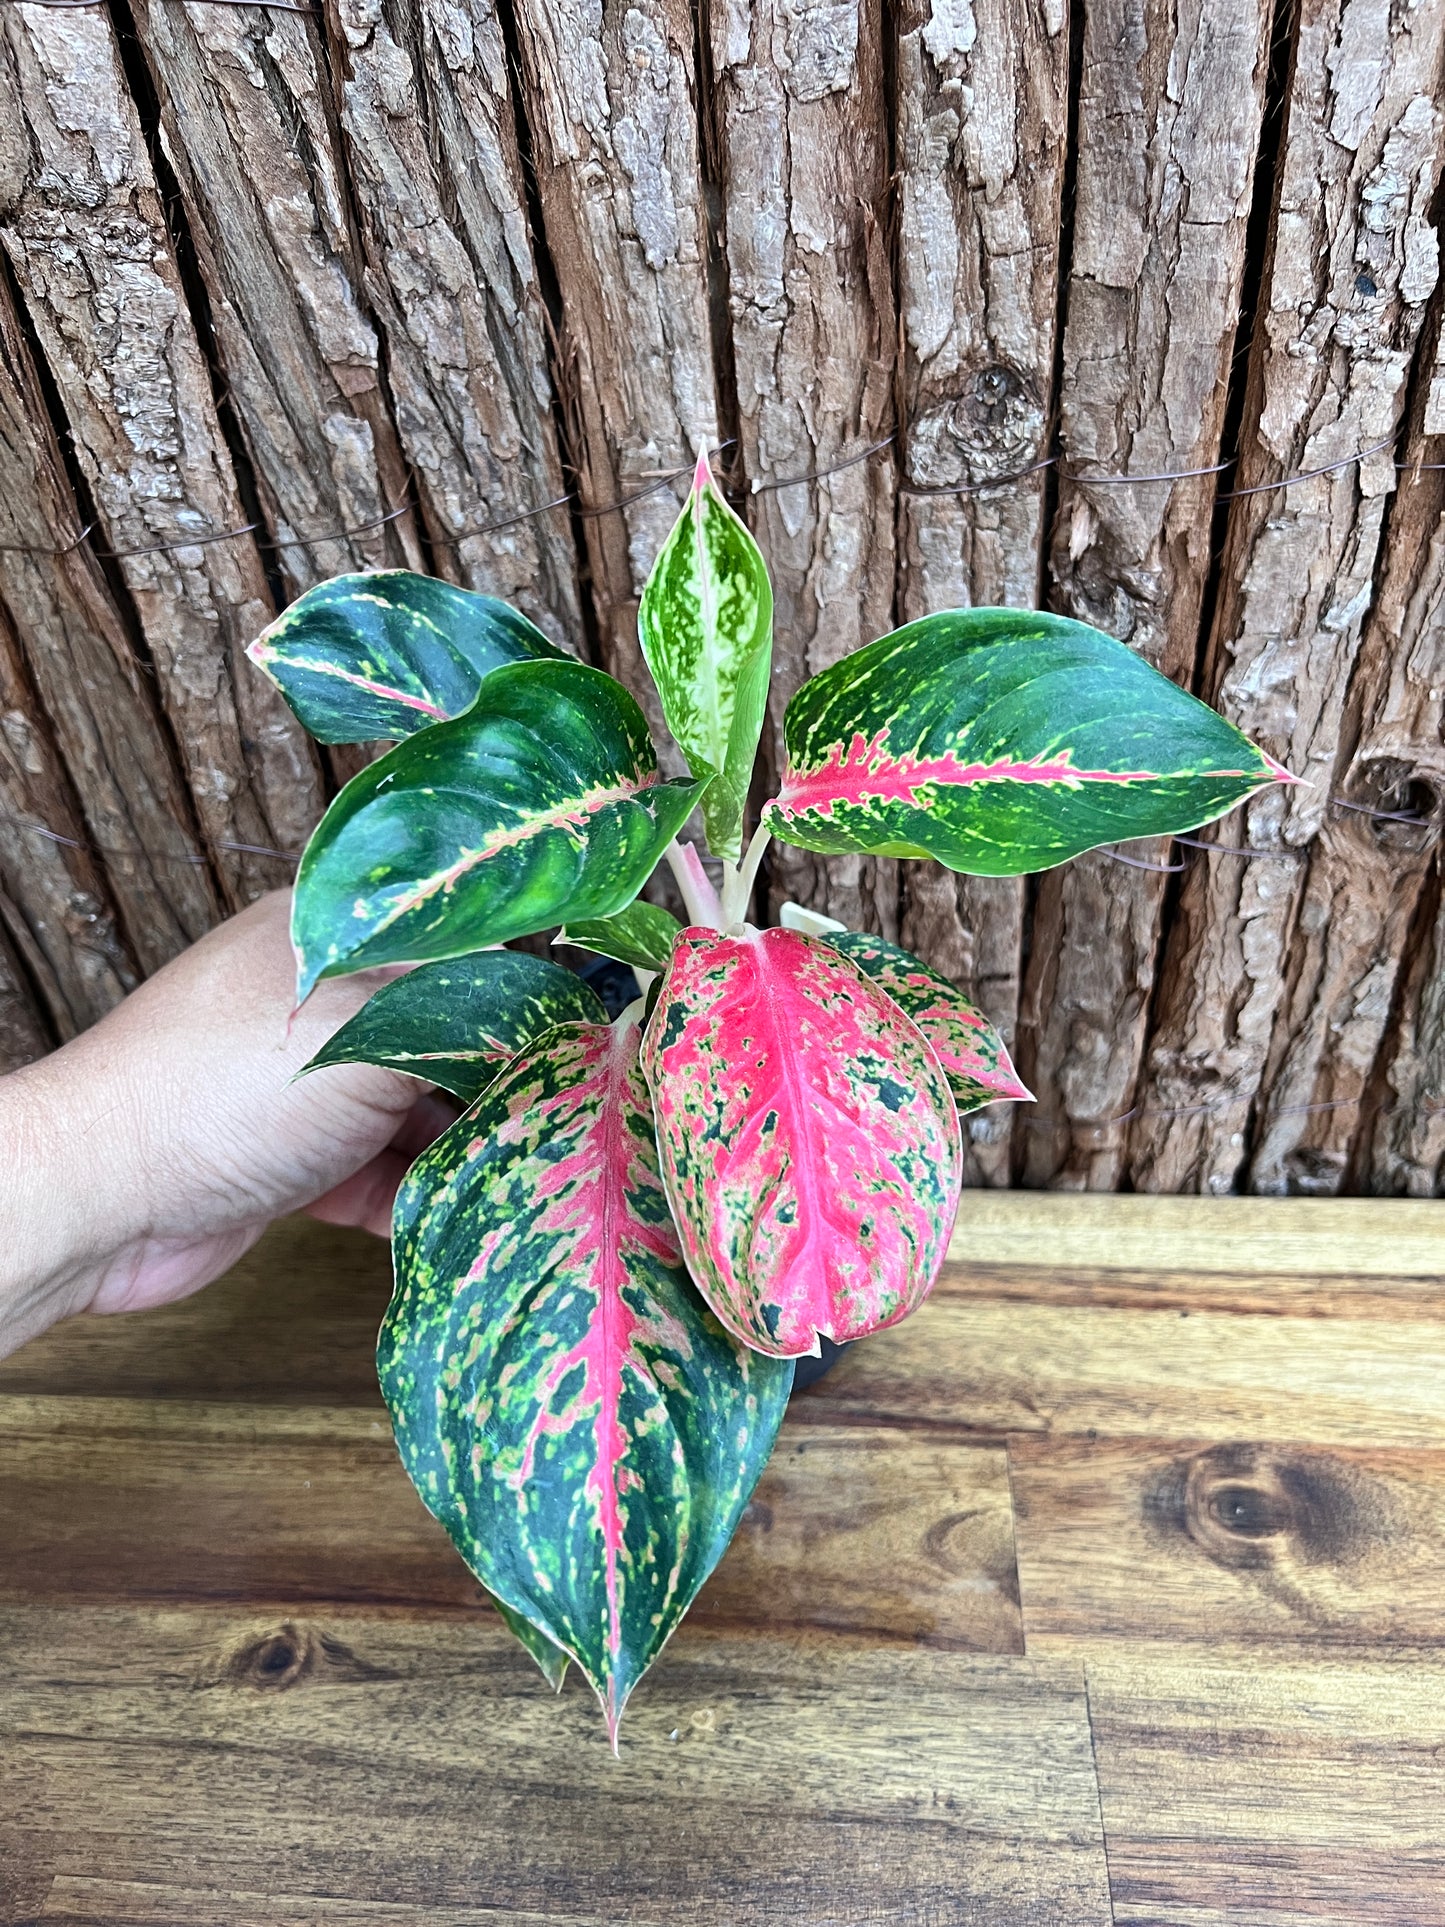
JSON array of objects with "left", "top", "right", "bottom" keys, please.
[{"left": 304, "top": 1149, "right": 411, "bottom": 1240}]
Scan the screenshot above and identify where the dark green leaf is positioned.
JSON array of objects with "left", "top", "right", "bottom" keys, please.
[
  {"left": 303, "top": 952, "right": 607, "bottom": 1102},
  {"left": 558, "top": 900, "right": 682, "bottom": 974},
  {"left": 248, "top": 570, "right": 564, "bottom": 743},
  {"left": 292, "top": 659, "right": 704, "bottom": 999}
]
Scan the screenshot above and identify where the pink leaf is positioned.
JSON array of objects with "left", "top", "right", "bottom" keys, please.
[{"left": 641, "top": 928, "right": 963, "bottom": 1358}]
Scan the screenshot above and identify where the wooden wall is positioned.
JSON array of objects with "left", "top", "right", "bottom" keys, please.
[{"left": 0, "top": 0, "right": 1442, "bottom": 1197}]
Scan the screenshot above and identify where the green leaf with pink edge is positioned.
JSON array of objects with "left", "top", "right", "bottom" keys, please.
[
  {"left": 638, "top": 448, "right": 772, "bottom": 863},
  {"left": 640, "top": 927, "right": 963, "bottom": 1360},
  {"left": 381, "top": 1014, "right": 793, "bottom": 1746},
  {"left": 248, "top": 570, "right": 565, "bottom": 744},
  {"left": 818, "top": 931, "right": 1031, "bottom": 1116},
  {"left": 291, "top": 659, "right": 704, "bottom": 1000},
  {"left": 763, "top": 608, "right": 1293, "bottom": 876},
  {"left": 557, "top": 899, "right": 681, "bottom": 974}
]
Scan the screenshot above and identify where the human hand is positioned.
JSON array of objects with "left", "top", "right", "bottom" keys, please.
[{"left": 0, "top": 889, "right": 455, "bottom": 1360}]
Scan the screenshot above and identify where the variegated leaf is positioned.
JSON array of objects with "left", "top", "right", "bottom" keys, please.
[
  {"left": 638, "top": 449, "right": 772, "bottom": 862},
  {"left": 818, "top": 932, "right": 1031, "bottom": 1115},
  {"left": 763, "top": 608, "right": 1292, "bottom": 875},
  {"left": 292, "top": 660, "right": 704, "bottom": 999},
  {"left": 303, "top": 953, "right": 607, "bottom": 1102},
  {"left": 248, "top": 570, "right": 564, "bottom": 743},
  {"left": 382, "top": 1014, "right": 792, "bottom": 1744},
  {"left": 558, "top": 900, "right": 681, "bottom": 975},
  {"left": 641, "top": 928, "right": 963, "bottom": 1359}
]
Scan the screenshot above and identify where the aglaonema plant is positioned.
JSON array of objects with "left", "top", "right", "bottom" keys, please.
[{"left": 248, "top": 449, "right": 1291, "bottom": 1745}]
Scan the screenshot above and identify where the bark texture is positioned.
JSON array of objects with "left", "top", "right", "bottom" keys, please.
[
  {"left": 0, "top": 602, "right": 135, "bottom": 1038},
  {"left": 510, "top": 0, "right": 718, "bottom": 706},
  {"left": 128, "top": 0, "right": 423, "bottom": 597},
  {"left": 0, "top": 917, "right": 49, "bottom": 1072},
  {"left": 0, "top": 268, "right": 218, "bottom": 977},
  {"left": 1247, "top": 299, "right": 1445, "bottom": 1195},
  {"left": 323, "top": 0, "right": 582, "bottom": 642},
  {"left": 0, "top": 6, "right": 321, "bottom": 906},
  {"left": 892, "top": 0, "right": 1069, "bottom": 1185},
  {"left": 1018, "top": 0, "right": 1274, "bottom": 1190},
  {"left": 712, "top": 0, "right": 899, "bottom": 934},
  {"left": 1369, "top": 870, "right": 1445, "bottom": 1195},
  {"left": 1131, "top": 0, "right": 1445, "bottom": 1193}
]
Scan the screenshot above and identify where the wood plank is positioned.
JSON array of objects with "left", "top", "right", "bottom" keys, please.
[
  {"left": 1083, "top": 1648, "right": 1445, "bottom": 1925},
  {"left": 510, "top": 0, "right": 718, "bottom": 706},
  {"left": 712, "top": 0, "right": 899, "bottom": 933},
  {"left": 1020, "top": 0, "right": 1275, "bottom": 1190},
  {"left": 320, "top": 0, "right": 582, "bottom": 641},
  {"left": 0, "top": 1398, "right": 1021, "bottom": 1653},
  {"left": 0, "top": 6, "right": 322, "bottom": 904},
  {"left": 891, "top": 0, "right": 1069, "bottom": 1185},
  {"left": 127, "top": 0, "right": 423, "bottom": 598},
  {"left": 1132, "top": 0, "right": 1445, "bottom": 1194},
  {"left": 1010, "top": 1434, "right": 1445, "bottom": 1646},
  {"left": 0, "top": 1609, "right": 1113, "bottom": 1926},
  {"left": 0, "top": 270, "right": 218, "bottom": 976}
]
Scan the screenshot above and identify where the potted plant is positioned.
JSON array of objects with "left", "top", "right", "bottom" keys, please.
[{"left": 248, "top": 449, "right": 1287, "bottom": 1745}]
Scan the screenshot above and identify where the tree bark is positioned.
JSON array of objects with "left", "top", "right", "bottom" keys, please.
[
  {"left": 891, "top": 0, "right": 1069, "bottom": 1185},
  {"left": 0, "top": 269, "right": 218, "bottom": 976},
  {"left": 1367, "top": 867, "right": 1445, "bottom": 1195},
  {"left": 0, "top": 916, "right": 50, "bottom": 1073},
  {"left": 509, "top": 0, "right": 719, "bottom": 728},
  {"left": 321, "top": 0, "right": 582, "bottom": 644},
  {"left": 0, "top": 603, "right": 136, "bottom": 1039},
  {"left": 126, "top": 0, "right": 423, "bottom": 599},
  {"left": 1131, "top": 0, "right": 1445, "bottom": 1193},
  {"left": 0, "top": 6, "right": 322, "bottom": 907},
  {"left": 1017, "top": 0, "right": 1275, "bottom": 1191},
  {"left": 711, "top": 0, "right": 898, "bottom": 934}
]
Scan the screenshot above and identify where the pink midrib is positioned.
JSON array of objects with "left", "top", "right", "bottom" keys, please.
[
  {"left": 251, "top": 642, "right": 449, "bottom": 719},
  {"left": 772, "top": 730, "right": 1266, "bottom": 819},
  {"left": 375, "top": 771, "right": 662, "bottom": 934}
]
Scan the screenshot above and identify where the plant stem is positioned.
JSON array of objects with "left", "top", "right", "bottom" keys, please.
[
  {"left": 721, "top": 823, "right": 771, "bottom": 927},
  {"left": 664, "top": 840, "right": 724, "bottom": 928}
]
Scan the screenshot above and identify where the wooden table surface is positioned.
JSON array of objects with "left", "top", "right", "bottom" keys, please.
[{"left": 2, "top": 1195, "right": 1443, "bottom": 1927}]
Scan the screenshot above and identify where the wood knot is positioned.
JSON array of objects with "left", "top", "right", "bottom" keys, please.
[
  {"left": 1146, "top": 1444, "right": 1379, "bottom": 1574},
  {"left": 1338, "top": 757, "right": 1442, "bottom": 853},
  {"left": 220, "top": 1623, "right": 394, "bottom": 1692},
  {"left": 905, "top": 363, "right": 1046, "bottom": 488}
]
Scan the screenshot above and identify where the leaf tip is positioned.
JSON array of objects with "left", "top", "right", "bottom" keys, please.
[
  {"left": 691, "top": 440, "right": 714, "bottom": 497},
  {"left": 1262, "top": 749, "right": 1303, "bottom": 786}
]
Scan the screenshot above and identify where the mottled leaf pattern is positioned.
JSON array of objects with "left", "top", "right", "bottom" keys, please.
[
  {"left": 641, "top": 928, "right": 963, "bottom": 1359},
  {"left": 763, "top": 608, "right": 1291, "bottom": 875},
  {"left": 382, "top": 1016, "right": 793, "bottom": 1744},
  {"left": 292, "top": 660, "right": 703, "bottom": 998},
  {"left": 819, "top": 931, "right": 1031, "bottom": 1115},
  {"left": 638, "top": 449, "right": 772, "bottom": 862},
  {"left": 248, "top": 570, "right": 564, "bottom": 743},
  {"left": 304, "top": 953, "right": 607, "bottom": 1103},
  {"left": 559, "top": 900, "right": 681, "bottom": 974}
]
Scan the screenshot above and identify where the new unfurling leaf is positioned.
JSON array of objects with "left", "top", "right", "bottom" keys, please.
[
  {"left": 382, "top": 1015, "right": 792, "bottom": 1745},
  {"left": 638, "top": 449, "right": 772, "bottom": 863},
  {"left": 641, "top": 928, "right": 963, "bottom": 1359},
  {"left": 763, "top": 608, "right": 1291, "bottom": 875},
  {"left": 248, "top": 570, "right": 564, "bottom": 743},
  {"left": 291, "top": 659, "right": 703, "bottom": 999}
]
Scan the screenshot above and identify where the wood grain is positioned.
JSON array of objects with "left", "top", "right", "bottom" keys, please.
[
  {"left": 891, "top": 0, "right": 1068, "bottom": 1185},
  {"left": 1020, "top": 0, "right": 1275, "bottom": 1190},
  {"left": 0, "top": 5, "right": 322, "bottom": 905},
  {"left": 1133, "top": 0, "right": 1445, "bottom": 1193},
  {"left": 712, "top": 0, "right": 899, "bottom": 934}
]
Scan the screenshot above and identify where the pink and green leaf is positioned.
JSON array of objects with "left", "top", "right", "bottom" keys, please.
[
  {"left": 303, "top": 952, "right": 607, "bottom": 1103},
  {"left": 557, "top": 899, "right": 681, "bottom": 975},
  {"left": 763, "top": 608, "right": 1293, "bottom": 876},
  {"left": 381, "top": 1015, "right": 792, "bottom": 1745},
  {"left": 638, "top": 449, "right": 772, "bottom": 863},
  {"left": 640, "top": 928, "right": 963, "bottom": 1359},
  {"left": 291, "top": 659, "right": 704, "bottom": 999},
  {"left": 248, "top": 570, "right": 565, "bottom": 744},
  {"left": 818, "top": 932, "right": 1031, "bottom": 1115}
]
